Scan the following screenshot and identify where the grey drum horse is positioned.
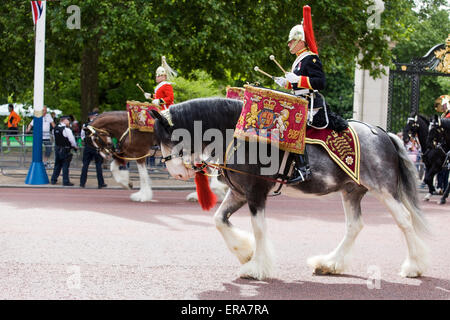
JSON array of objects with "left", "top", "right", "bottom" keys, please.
[{"left": 150, "top": 97, "right": 430, "bottom": 280}]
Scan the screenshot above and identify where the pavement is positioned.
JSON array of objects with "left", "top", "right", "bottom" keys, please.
[
  {"left": 0, "top": 188, "right": 449, "bottom": 300},
  {"left": 0, "top": 157, "right": 449, "bottom": 300}
]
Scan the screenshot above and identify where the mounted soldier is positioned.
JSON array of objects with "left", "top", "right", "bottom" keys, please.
[
  {"left": 273, "top": 5, "right": 348, "bottom": 184},
  {"left": 435, "top": 95, "right": 450, "bottom": 119},
  {"left": 144, "top": 56, "right": 177, "bottom": 110}
]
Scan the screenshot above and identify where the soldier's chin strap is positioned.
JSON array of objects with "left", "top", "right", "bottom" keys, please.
[{"left": 307, "top": 90, "right": 329, "bottom": 129}]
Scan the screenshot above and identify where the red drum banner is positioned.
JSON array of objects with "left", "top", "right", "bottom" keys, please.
[
  {"left": 234, "top": 85, "right": 308, "bottom": 154},
  {"left": 226, "top": 86, "right": 245, "bottom": 101},
  {"left": 126, "top": 101, "right": 160, "bottom": 132}
]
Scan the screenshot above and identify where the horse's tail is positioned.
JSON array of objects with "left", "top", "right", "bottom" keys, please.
[{"left": 388, "top": 133, "right": 431, "bottom": 238}]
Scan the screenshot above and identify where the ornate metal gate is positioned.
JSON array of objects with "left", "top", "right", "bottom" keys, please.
[{"left": 387, "top": 37, "right": 449, "bottom": 133}]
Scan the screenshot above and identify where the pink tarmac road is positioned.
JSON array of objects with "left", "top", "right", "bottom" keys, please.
[{"left": 0, "top": 187, "right": 449, "bottom": 300}]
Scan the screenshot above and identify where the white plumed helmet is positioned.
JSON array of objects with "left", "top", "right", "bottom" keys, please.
[
  {"left": 156, "top": 56, "right": 178, "bottom": 80},
  {"left": 156, "top": 66, "right": 166, "bottom": 77},
  {"left": 288, "top": 24, "right": 305, "bottom": 42}
]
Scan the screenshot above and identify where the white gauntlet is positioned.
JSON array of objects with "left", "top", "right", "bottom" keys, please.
[
  {"left": 144, "top": 92, "right": 152, "bottom": 100},
  {"left": 286, "top": 72, "right": 300, "bottom": 84},
  {"left": 274, "top": 77, "right": 287, "bottom": 87},
  {"left": 152, "top": 99, "right": 161, "bottom": 105}
]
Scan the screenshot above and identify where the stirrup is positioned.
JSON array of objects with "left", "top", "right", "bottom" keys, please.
[{"left": 286, "top": 166, "right": 311, "bottom": 184}]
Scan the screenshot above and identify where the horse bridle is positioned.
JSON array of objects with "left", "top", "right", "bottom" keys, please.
[
  {"left": 161, "top": 147, "right": 210, "bottom": 173},
  {"left": 406, "top": 117, "right": 420, "bottom": 140},
  {"left": 85, "top": 125, "right": 116, "bottom": 156}
]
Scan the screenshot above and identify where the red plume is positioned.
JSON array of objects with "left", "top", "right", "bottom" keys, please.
[
  {"left": 194, "top": 167, "right": 217, "bottom": 211},
  {"left": 303, "top": 5, "right": 319, "bottom": 55}
]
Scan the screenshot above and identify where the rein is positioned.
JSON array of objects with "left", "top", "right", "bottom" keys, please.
[
  {"left": 87, "top": 125, "right": 153, "bottom": 161},
  {"left": 203, "top": 162, "right": 288, "bottom": 185},
  {"left": 161, "top": 149, "right": 288, "bottom": 185}
]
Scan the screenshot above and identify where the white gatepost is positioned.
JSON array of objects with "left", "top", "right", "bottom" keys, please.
[{"left": 352, "top": 65, "right": 390, "bottom": 130}]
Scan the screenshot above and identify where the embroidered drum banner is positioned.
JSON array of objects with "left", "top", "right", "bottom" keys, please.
[
  {"left": 226, "top": 86, "right": 245, "bottom": 101},
  {"left": 234, "top": 85, "right": 309, "bottom": 154},
  {"left": 126, "top": 100, "right": 160, "bottom": 132}
]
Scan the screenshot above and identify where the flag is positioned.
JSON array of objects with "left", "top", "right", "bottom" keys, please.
[{"left": 31, "top": 1, "right": 44, "bottom": 25}]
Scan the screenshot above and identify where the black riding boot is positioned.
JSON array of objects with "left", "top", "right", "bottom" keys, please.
[{"left": 287, "top": 152, "right": 311, "bottom": 184}]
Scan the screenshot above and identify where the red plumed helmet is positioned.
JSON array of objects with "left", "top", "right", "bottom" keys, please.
[{"left": 303, "top": 5, "right": 319, "bottom": 55}]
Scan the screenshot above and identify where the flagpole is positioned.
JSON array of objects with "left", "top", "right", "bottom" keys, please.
[{"left": 26, "top": 1, "right": 48, "bottom": 185}]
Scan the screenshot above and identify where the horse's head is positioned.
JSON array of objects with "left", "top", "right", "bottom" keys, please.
[
  {"left": 426, "top": 115, "right": 444, "bottom": 149},
  {"left": 149, "top": 109, "right": 196, "bottom": 181},
  {"left": 84, "top": 125, "right": 115, "bottom": 160},
  {"left": 402, "top": 114, "right": 420, "bottom": 144}
]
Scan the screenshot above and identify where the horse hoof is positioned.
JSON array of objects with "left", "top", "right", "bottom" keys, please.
[
  {"left": 238, "top": 260, "right": 273, "bottom": 281},
  {"left": 400, "top": 258, "right": 426, "bottom": 278},
  {"left": 307, "top": 254, "right": 345, "bottom": 275},
  {"left": 130, "top": 191, "right": 153, "bottom": 202},
  {"left": 423, "top": 194, "right": 432, "bottom": 201}
]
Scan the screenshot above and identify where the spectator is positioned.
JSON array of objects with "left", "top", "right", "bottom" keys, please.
[
  {"left": 405, "top": 137, "right": 419, "bottom": 162},
  {"left": 436, "top": 170, "right": 449, "bottom": 195},
  {"left": 49, "top": 112, "right": 56, "bottom": 133},
  {"left": 70, "top": 115, "right": 81, "bottom": 138},
  {"left": 50, "top": 115, "right": 78, "bottom": 186},
  {"left": 26, "top": 105, "right": 56, "bottom": 167},
  {"left": 79, "top": 111, "right": 107, "bottom": 189},
  {"left": 5, "top": 104, "right": 24, "bottom": 152}
]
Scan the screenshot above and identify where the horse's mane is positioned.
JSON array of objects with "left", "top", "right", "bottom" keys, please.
[{"left": 155, "top": 98, "right": 243, "bottom": 145}]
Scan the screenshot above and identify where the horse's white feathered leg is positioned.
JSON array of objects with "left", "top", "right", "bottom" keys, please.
[
  {"left": 379, "top": 193, "right": 429, "bottom": 278},
  {"left": 213, "top": 189, "right": 253, "bottom": 265},
  {"left": 130, "top": 161, "right": 153, "bottom": 202},
  {"left": 308, "top": 190, "right": 364, "bottom": 275},
  {"left": 110, "top": 160, "right": 132, "bottom": 189},
  {"left": 186, "top": 172, "right": 228, "bottom": 202},
  {"left": 239, "top": 208, "right": 275, "bottom": 280},
  {"left": 210, "top": 173, "right": 229, "bottom": 202},
  {"left": 186, "top": 191, "right": 198, "bottom": 202}
]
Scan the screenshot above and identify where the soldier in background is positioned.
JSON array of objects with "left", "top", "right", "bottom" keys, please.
[{"left": 144, "top": 56, "right": 177, "bottom": 110}]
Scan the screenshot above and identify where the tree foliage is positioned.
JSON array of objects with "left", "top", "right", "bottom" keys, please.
[
  {"left": 0, "top": 0, "right": 447, "bottom": 121},
  {"left": 391, "top": 2, "right": 449, "bottom": 115}
]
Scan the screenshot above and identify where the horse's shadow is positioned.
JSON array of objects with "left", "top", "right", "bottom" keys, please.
[{"left": 197, "top": 275, "right": 450, "bottom": 300}]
